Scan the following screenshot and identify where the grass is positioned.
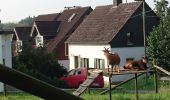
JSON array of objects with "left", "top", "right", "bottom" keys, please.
[
  {"left": 82, "top": 89, "right": 170, "bottom": 100},
  {"left": 1, "top": 75, "right": 170, "bottom": 100},
  {"left": 120, "top": 74, "right": 155, "bottom": 90},
  {"left": 0, "top": 92, "right": 43, "bottom": 100},
  {"left": 81, "top": 74, "right": 170, "bottom": 100}
]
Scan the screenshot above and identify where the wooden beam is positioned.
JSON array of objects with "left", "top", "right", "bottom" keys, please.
[
  {"left": 154, "top": 65, "right": 170, "bottom": 76},
  {"left": 0, "top": 64, "right": 83, "bottom": 100}
]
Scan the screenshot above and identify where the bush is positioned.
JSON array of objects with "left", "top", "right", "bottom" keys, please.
[{"left": 12, "top": 45, "right": 68, "bottom": 88}]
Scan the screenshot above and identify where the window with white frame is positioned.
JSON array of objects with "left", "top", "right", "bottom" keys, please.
[
  {"left": 35, "top": 35, "right": 43, "bottom": 47},
  {"left": 94, "top": 58, "right": 105, "bottom": 69},
  {"left": 80, "top": 58, "right": 89, "bottom": 68},
  {"left": 74, "top": 56, "right": 79, "bottom": 68},
  {"left": 65, "top": 43, "right": 68, "bottom": 56},
  {"left": 16, "top": 40, "right": 22, "bottom": 52}
]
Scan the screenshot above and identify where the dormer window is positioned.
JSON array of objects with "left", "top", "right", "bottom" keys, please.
[
  {"left": 127, "top": 32, "right": 134, "bottom": 45},
  {"left": 16, "top": 40, "right": 22, "bottom": 52},
  {"left": 35, "top": 34, "right": 43, "bottom": 47},
  {"left": 68, "top": 13, "right": 77, "bottom": 22}
]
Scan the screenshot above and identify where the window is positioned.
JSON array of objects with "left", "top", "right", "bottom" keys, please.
[
  {"left": 74, "top": 56, "right": 79, "bottom": 68},
  {"left": 80, "top": 58, "right": 89, "bottom": 68},
  {"left": 65, "top": 43, "right": 68, "bottom": 56},
  {"left": 3, "top": 59, "right": 5, "bottom": 65},
  {"left": 127, "top": 32, "right": 134, "bottom": 45},
  {"left": 35, "top": 35, "right": 43, "bottom": 47},
  {"left": 16, "top": 40, "right": 22, "bottom": 52},
  {"left": 126, "top": 57, "right": 134, "bottom": 62},
  {"left": 94, "top": 58, "right": 105, "bottom": 69},
  {"left": 68, "top": 13, "right": 77, "bottom": 22}
]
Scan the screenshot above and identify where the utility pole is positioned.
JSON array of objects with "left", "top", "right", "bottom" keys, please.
[
  {"left": 135, "top": 0, "right": 146, "bottom": 56},
  {"left": 143, "top": 0, "right": 146, "bottom": 56}
]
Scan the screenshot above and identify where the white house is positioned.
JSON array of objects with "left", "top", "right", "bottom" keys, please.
[
  {"left": 31, "top": 7, "right": 93, "bottom": 69},
  {"left": 66, "top": 0, "right": 159, "bottom": 71},
  {"left": 0, "top": 30, "right": 13, "bottom": 92},
  {"left": 13, "top": 26, "right": 32, "bottom": 56}
]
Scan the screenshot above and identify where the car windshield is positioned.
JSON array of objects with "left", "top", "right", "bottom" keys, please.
[
  {"left": 67, "top": 69, "right": 75, "bottom": 76},
  {"left": 67, "top": 68, "right": 83, "bottom": 76}
]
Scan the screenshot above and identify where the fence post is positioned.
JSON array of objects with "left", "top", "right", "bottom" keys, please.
[
  {"left": 153, "top": 58, "right": 158, "bottom": 93},
  {"left": 109, "top": 74, "right": 112, "bottom": 100},
  {"left": 135, "top": 73, "right": 138, "bottom": 100}
]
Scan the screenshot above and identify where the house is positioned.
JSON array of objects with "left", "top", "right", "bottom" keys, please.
[
  {"left": 30, "top": 6, "right": 93, "bottom": 69},
  {"left": 66, "top": 0, "right": 159, "bottom": 70},
  {"left": 30, "top": 21, "right": 61, "bottom": 47},
  {"left": 0, "top": 30, "right": 13, "bottom": 92},
  {"left": 13, "top": 26, "right": 32, "bottom": 56}
]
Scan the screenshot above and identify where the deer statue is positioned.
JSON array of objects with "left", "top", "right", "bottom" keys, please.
[{"left": 102, "top": 47, "right": 121, "bottom": 73}]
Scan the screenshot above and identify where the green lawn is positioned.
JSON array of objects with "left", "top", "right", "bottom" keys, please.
[
  {"left": 1, "top": 75, "right": 170, "bottom": 100},
  {"left": 0, "top": 92, "right": 43, "bottom": 100},
  {"left": 82, "top": 89, "right": 170, "bottom": 100},
  {"left": 81, "top": 74, "right": 170, "bottom": 100}
]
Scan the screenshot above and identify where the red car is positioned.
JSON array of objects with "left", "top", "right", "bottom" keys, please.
[{"left": 60, "top": 67, "right": 104, "bottom": 88}]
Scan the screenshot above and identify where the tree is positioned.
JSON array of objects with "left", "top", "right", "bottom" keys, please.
[
  {"left": 0, "top": 16, "right": 35, "bottom": 29},
  {"left": 18, "top": 16, "right": 36, "bottom": 26},
  {"left": 154, "top": 0, "right": 170, "bottom": 18},
  {"left": 13, "top": 45, "right": 68, "bottom": 87},
  {"left": 2, "top": 22, "right": 17, "bottom": 29},
  {"left": 146, "top": 16, "right": 170, "bottom": 70}
]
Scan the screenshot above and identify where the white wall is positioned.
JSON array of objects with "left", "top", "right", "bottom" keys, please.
[
  {"left": 69, "top": 44, "right": 145, "bottom": 70},
  {"left": 2, "top": 34, "right": 13, "bottom": 68},
  {"left": 68, "top": 44, "right": 110, "bottom": 70},
  {"left": 111, "top": 47, "right": 145, "bottom": 67},
  {"left": 0, "top": 34, "right": 13, "bottom": 92}
]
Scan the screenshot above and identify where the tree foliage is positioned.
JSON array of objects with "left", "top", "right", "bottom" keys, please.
[
  {"left": 13, "top": 45, "right": 68, "bottom": 87},
  {"left": 0, "top": 16, "right": 35, "bottom": 30},
  {"left": 146, "top": 16, "right": 170, "bottom": 70},
  {"left": 154, "top": 0, "right": 170, "bottom": 18},
  {"left": 18, "top": 16, "right": 36, "bottom": 26}
]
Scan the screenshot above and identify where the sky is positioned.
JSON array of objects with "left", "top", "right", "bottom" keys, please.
[{"left": 0, "top": 0, "right": 168, "bottom": 23}]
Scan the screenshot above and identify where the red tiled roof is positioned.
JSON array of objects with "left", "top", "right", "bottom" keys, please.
[{"left": 66, "top": 2, "right": 143, "bottom": 44}]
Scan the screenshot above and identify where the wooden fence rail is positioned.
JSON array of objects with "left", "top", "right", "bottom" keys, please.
[
  {"left": 153, "top": 65, "right": 170, "bottom": 76},
  {"left": 0, "top": 64, "right": 83, "bottom": 100}
]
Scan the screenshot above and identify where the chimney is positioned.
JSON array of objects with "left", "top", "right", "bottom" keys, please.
[{"left": 113, "top": 0, "right": 122, "bottom": 6}]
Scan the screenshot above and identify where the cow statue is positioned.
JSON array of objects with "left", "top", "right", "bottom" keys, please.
[
  {"left": 103, "top": 47, "right": 121, "bottom": 73},
  {"left": 123, "top": 56, "right": 148, "bottom": 71}
]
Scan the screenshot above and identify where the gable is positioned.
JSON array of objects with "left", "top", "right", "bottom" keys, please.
[
  {"left": 66, "top": 2, "right": 143, "bottom": 44},
  {"left": 30, "top": 21, "right": 61, "bottom": 44},
  {"left": 14, "top": 27, "right": 32, "bottom": 42},
  {"left": 109, "top": 2, "right": 160, "bottom": 48},
  {"left": 46, "top": 7, "right": 93, "bottom": 51}
]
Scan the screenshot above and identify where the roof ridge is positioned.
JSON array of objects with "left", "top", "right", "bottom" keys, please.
[{"left": 95, "top": 1, "right": 142, "bottom": 8}]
